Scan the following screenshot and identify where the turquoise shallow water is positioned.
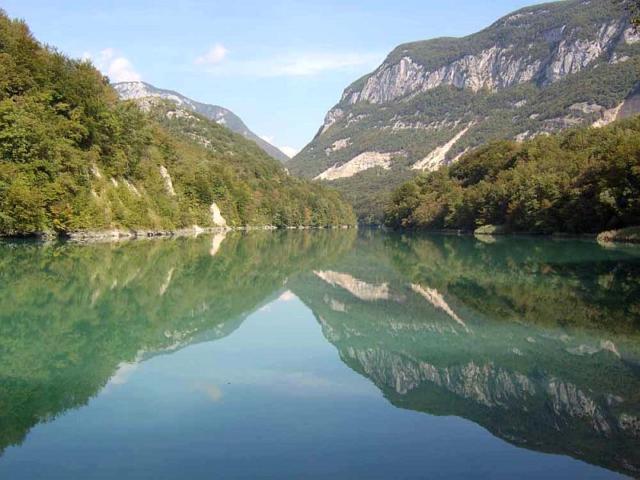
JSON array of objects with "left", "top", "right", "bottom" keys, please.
[{"left": 0, "top": 231, "right": 639, "bottom": 479}]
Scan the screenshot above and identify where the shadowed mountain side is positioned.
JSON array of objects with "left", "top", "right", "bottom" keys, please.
[
  {"left": 0, "top": 229, "right": 356, "bottom": 455},
  {"left": 290, "top": 232, "right": 640, "bottom": 477}
]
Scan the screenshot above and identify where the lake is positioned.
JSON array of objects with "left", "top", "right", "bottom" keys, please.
[{"left": 0, "top": 230, "right": 639, "bottom": 479}]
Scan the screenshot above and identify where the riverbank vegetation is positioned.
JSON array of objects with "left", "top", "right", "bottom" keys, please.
[{"left": 385, "top": 116, "right": 640, "bottom": 234}]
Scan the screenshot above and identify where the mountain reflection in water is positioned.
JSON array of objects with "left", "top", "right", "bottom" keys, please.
[{"left": 0, "top": 231, "right": 639, "bottom": 478}]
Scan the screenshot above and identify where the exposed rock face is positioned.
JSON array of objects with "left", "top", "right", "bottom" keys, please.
[
  {"left": 325, "top": 138, "right": 351, "bottom": 154},
  {"left": 159, "top": 166, "right": 176, "bottom": 197},
  {"left": 546, "top": 378, "right": 611, "bottom": 434},
  {"left": 345, "top": 347, "right": 537, "bottom": 406},
  {"left": 320, "top": 108, "right": 345, "bottom": 135},
  {"left": 159, "top": 267, "right": 175, "bottom": 296},
  {"left": 337, "top": 19, "right": 625, "bottom": 113},
  {"left": 339, "top": 338, "right": 632, "bottom": 440},
  {"left": 315, "top": 152, "right": 397, "bottom": 180},
  {"left": 624, "top": 26, "right": 640, "bottom": 44},
  {"left": 618, "top": 414, "right": 640, "bottom": 437},
  {"left": 123, "top": 179, "right": 141, "bottom": 197},
  {"left": 210, "top": 202, "right": 227, "bottom": 227},
  {"left": 114, "top": 81, "right": 290, "bottom": 162},
  {"left": 545, "top": 21, "right": 622, "bottom": 83},
  {"left": 410, "top": 283, "right": 468, "bottom": 331},
  {"left": 351, "top": 48, "right": 543, "bottom": 105},
  {"left": 209, "top": 232, "right": 227, "bottom": 256},
  {"left": 411, "top": 126, "right": 471, "bottom": 171},
  {"left": 314, "top": 270, "right": 392, "bottom": 302},
  {"left": 593, "top": 103, "right": 624, "bottom": 127}
]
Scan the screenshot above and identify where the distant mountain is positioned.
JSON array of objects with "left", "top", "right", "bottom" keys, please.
[
  {"left": 289, "top": 0, "right": 640, "bottom": 221},
  {"left": 114, "top": 81, "right": 290, "bottom": 163}
]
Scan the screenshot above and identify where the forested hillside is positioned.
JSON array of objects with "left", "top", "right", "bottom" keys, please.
[
  {"left": 385, "top": 116, "right": 640, "bottom": 234},
  {"left": 0, "top": 12, "right": 354, "bottom": 236}
]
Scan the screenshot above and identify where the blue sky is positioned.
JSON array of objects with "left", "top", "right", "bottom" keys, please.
[{"left": 3, "top": 0, "right": 537, "bottom": 155}]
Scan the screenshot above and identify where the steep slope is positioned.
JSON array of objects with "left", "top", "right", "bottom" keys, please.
[
  {"left": 290, "top": 0, "right": 640, "bottom": 221},
  {"left": 114, "top": 81, "right": 290, "bottom": 163},
  {"left": 0, "top": 13, "right": 355, "bottom": 236}
]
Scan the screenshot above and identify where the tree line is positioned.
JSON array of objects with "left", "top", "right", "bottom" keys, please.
[{"left": 385, "top": 116, "right": 640, "bottom": 234}]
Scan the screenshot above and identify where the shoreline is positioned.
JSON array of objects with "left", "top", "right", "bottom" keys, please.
[
  {"left": 3, "top": 225, "right": 639, "bottom": 246},
  {"left": 381, "top": 226, "right": 640, "bottom": 245},
  {"left": 0, "top": 224, "right": 355, "bottom": 243}
]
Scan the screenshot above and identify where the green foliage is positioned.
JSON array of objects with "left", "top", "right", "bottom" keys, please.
[
  {"left": 385, "top": 116, "right": 640, "bottom": 233},
  {"left": 0, "top": 12, "right": 355, "bottom": 235}
]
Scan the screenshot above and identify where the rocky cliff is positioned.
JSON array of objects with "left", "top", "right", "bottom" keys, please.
[
  {"left": 114, "top": 81, "right": 290, "bottom": 162},
  {"left": 289, "top": 0, "right": 640, "bottom": 221}
]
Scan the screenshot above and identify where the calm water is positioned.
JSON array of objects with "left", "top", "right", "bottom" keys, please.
[{"left": 0, "top": 231, "right": 639, "bottom": 479}]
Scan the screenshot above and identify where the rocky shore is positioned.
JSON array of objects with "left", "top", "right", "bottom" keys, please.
[{"left": 0, "top": 224, "right": 355, "bottom": 243}]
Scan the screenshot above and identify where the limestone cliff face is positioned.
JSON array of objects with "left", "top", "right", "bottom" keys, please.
[
  {"left": 341, "top": 46, "right": 539, "bottom": 107},
  {"left": 544, "top": 22, "right": 623, "bottom": 82},
  {"left": 323, "top": 19, "right": 628, "bottom": 131}
]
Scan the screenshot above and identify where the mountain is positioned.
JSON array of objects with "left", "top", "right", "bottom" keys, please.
[
  {"left": 114, "top": 81, "right": 290, "bottom": 163},
  {"left": 289, "top": 0, "right": 640, "bottom": 221},
  {"left": 0, "top": 12, "right": 354, "bottom": 236}
]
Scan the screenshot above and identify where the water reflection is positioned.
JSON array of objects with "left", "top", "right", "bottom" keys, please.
[
  {"left": 294, "top": 233, "right": 640, "bottom": 477},
  {"left": 0, "top": 231, "right": 356, "bottom": 456},
  {"left": 0, "top": 231, "right": 638, "bottom": 477}
]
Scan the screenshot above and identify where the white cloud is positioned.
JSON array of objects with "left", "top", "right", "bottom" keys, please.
[
  {"left": 279, "top": 146, "right": 299, "bottom": 158},
  {"left": 195, "top": 43, "right": 229, "bottom": 65},
  {"left": 260, "top": 134, "right": 275, "bottom": 144},
  {"left": 196, "top": 51, "right": 382, "bottom": 77},
  {"left": 89, "top": 48, "right": 141, "bottom": 82}
]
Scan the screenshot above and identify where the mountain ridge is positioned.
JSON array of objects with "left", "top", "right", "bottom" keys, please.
[{"left": 114, "top": 81, "right": 290, "bottom": 163}]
